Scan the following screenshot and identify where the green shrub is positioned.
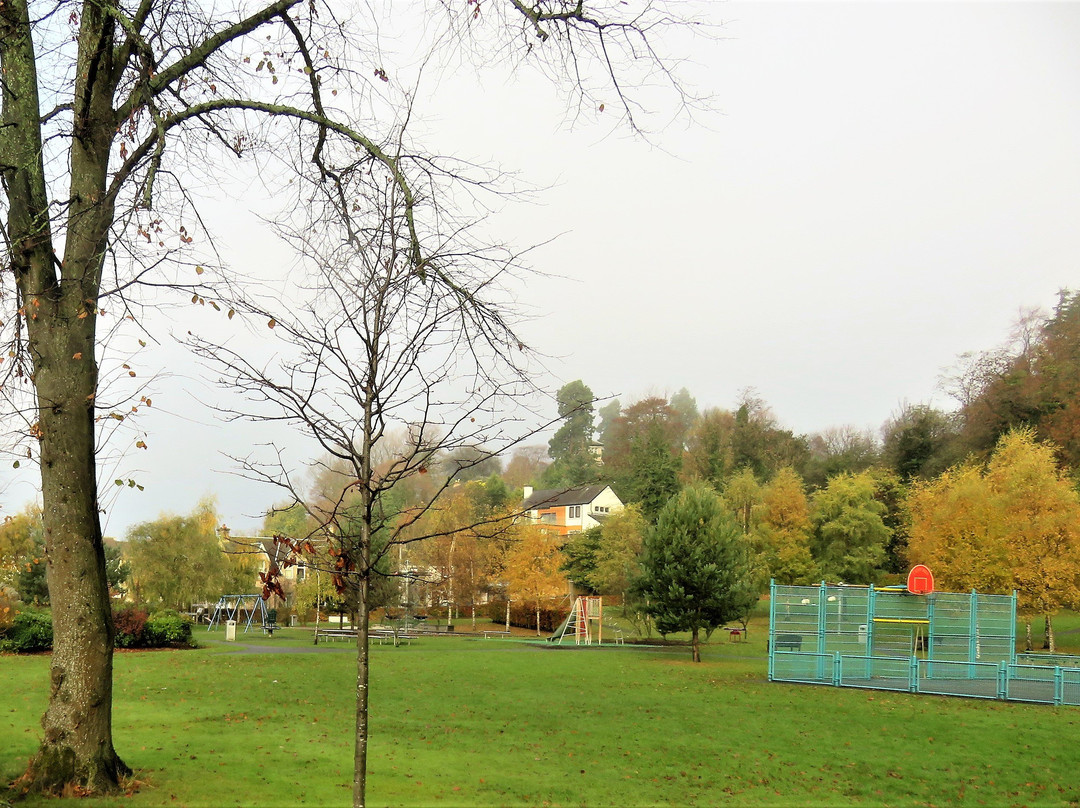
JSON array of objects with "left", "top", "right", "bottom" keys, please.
[
  {"left": 145, "top": 611, "right": 195, "bottom": 648},
  {"left": 0, "top": 607, "right": 53, "bottom": 653},
  {"left": 113, "top": 604, "right": 150, "bottom": 648},
  {"left": 0, "top": 604, "right": 196, "bottom": 653}
]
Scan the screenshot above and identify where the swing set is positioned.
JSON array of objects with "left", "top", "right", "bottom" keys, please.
[{"left": 206, "top": 594, "right": 270, "bottom": 633}]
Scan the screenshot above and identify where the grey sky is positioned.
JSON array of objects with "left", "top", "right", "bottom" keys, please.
[{"left": 4, "top": 1, "right": 1078, "bottom": 539}]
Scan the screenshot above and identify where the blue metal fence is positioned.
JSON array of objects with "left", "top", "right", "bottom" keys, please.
[{"left": 769, "top": 581, "right": 1080, "bottom": 708}]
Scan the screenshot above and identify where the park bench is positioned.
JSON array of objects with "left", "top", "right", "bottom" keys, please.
[
  {"left": 773, "top": 633, "right": 802, "bottom": 651},
  {"left": 372, "top": 627, "right": 413, "bottom": 645},
  {"left": 316, "top": 627, "right": 417, "bottom": 645},
  {"left": 317, "top": 628, "right": 358, "bottom": 642},
  {"left": 482, "top": 630, "right": 512, "bottom": 639}
]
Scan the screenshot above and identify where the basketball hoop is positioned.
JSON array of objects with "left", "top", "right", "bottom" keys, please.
[{"left": 907, "top": 565, "right": 934, "bottom": 595}]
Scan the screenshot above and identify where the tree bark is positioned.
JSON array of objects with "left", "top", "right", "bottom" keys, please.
[
  {"left": 3, "top": 0, "right": 127, "bottom": 791},
  {"left": 25, "top": 278, "right": 125, "bottom": 794},
  {"left": 691, "top": 627, "right": 701, "bottom": 663},
  {"left": 1044, "top": 613, "right": 1055, "bottom": 653},
  {"left": 1025, "top": 621, "right": 1033, "bottom": 653},
  {"left": 352, "top": 574, "right": 371, "bottom": 808}
]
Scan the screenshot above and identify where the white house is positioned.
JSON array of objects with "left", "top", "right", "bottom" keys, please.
[{"left": 520, "top": 484, "right": 624, "bottom": 536}]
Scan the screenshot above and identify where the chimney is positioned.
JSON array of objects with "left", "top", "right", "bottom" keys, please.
[{"left": 523, "top": 485, "right": 533, "bottom": 501}]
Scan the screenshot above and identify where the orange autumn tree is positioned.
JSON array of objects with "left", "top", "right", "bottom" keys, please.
[
  {"left": 907, "top": 429, "right": 1080, "bottom": 651},
  {"left": 503, "top": 524, "right": 567, "bottom": 635}
]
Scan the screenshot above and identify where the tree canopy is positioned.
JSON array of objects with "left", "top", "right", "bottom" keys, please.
[
  {"left": 809, "top": 472, "right": 891, "bottom": 584},
  {"left": 125, "top": 499, "right": 228, "bottom": 610},
  {"left": 907, "top": 429, "right": 1080, "bottom": 650},
  {"left": 634, "top": 484, "right": 756, "bottom": 662}
]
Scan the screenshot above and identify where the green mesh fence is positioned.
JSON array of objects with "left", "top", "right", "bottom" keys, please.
[{"left": 768, "top": 581, "right": 1080, "bottom": 707}]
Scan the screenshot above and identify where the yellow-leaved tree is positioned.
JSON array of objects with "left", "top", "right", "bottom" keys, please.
[
  {"left": 907, "top": 429, "right": 1080, "bottom": 651},
  {"left": 906, "top": 463, "right": 1013, "bottom": 594},
  {"left": 503, "top": 524, "right": 566, "bottom": 635},
  {"left": 987, "top": 430, "right": 1080, "bottom": 651},
  {"left": 756, "top": 467, "right": 818, "bottom": 585}
]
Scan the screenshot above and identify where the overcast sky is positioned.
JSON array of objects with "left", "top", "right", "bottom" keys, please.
[{"left": 4, "top": 1, "right": 1079, "bottom": 539}]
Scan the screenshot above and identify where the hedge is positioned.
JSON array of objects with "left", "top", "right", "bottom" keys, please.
[
  {"left": 487, "top": 601, "right": 570, "bottom": 633},
  {"left": 0, "top": 606, "right": 196, "bottom": 653},
  {"left": 115, "top": 606, "right": 196, "bottom": 648}
]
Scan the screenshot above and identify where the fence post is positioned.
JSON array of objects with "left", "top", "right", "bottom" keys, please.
[
  {"left": 833, "top": 652, "right": 842, "bottom": 687},
  {"left": 909, "top": 656, "right": 919, "bottom": 693},
  {"left": 1055, "top": 667, "right": 1064, "bottom": 706},
  {"left": 817, "top": 581, "right": 828, "bottom": 681},
  {"left": 1010, "top": 591, "right": 1018, "bottom": 665},
  {"left": 865, "top": 585, "right": 875, "bottom": 679},
  {"left": 768, "top": 579, "right": 776, "bottom": 682},
  {"left": 817, "top": 581, "right": 828, "bottom": 647},
  {"left": 997, "top": 661, "right": 1008, "bottom": 700},
  {"left": 969, "top": 589, "right": 978, "bottom": 678}
]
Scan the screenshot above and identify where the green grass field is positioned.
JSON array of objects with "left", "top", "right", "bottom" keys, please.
[{"left": 5, "top": 621, "right": 1080, "bottom": 808}]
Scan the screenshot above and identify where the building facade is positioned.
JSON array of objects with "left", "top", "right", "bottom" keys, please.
[{"left": 520, "top": 484, "right": 624, "bottom": 536}]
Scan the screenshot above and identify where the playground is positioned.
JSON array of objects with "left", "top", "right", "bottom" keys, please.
[{"left": 769, "top": 574, "right": 1080, "bottom": 706}]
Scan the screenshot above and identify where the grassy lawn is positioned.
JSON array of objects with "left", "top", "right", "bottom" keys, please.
[{"left": 5, "top": 627, "right": 1080, "bottom": 808}]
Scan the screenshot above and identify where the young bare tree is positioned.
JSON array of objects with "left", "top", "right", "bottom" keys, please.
[
  {"left": 2, "top": 0, "right": 707, "bottom": 794},
  {"left": 194, "top": 171, "right": 548, "bottom": 807}
]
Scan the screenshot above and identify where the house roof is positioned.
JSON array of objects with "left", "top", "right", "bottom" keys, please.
[
  {"left": 522, "top": 484, "right": 612, "bottom": 510},
  {"left": 256, "top": 538, "right": 283, "bottom": 560}
]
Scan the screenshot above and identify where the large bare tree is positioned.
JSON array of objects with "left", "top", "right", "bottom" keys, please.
[{"left": 0, "top": 0, "right": 706, "bottom": 795}]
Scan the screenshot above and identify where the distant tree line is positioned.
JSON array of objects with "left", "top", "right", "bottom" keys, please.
[{"left": 4, "top": 291, "right": 1080, "bottom": 656}]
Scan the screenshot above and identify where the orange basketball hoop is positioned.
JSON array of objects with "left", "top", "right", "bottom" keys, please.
[{"left": 907, "top": 564, "right": 934, "bottom": 595}]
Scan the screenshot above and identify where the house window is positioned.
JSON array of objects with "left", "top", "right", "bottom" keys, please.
[{"left": 568, "top": 505, "right": 581, "bottom": 519}]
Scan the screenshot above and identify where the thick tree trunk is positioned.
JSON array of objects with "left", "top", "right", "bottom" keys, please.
[
  {"left": 691, "top": 627, "right": 701, "bottom": 663},
  {"left": 23, "top": 300, "right": 129, "bottom": 793},
  {"left": 3, "top": 0, "right": 126, "bottom": 792},
  {"left": 20, "top": 266, "right": 129, "bottom": 794},
  {"left": 1025, "top": 621, "right": 1033, "bottom": 653},
  {"left": 1044, "top": 613, "right": 1055, "bottom": 653}
]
